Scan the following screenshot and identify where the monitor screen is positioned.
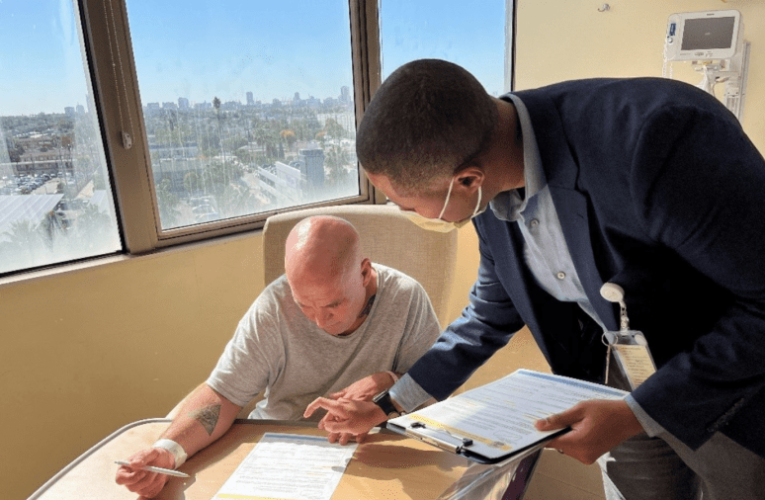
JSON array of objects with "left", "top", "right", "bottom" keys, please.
[{"left": 681, "top": 17, "right": 736, "bottom": 50}]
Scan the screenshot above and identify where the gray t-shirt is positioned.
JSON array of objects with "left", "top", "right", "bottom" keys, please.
[{"left": 206, "top": 264, "right": 441, "bottom": 421}]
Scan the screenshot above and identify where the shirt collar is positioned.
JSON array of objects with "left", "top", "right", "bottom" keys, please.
[{"left": 489, "top": 93, "right": 547, "bottom": 222}]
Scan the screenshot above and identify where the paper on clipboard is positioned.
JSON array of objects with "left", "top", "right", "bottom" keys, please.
[{"left": 387, "top": 369, "right": 628, "bottom": 463}]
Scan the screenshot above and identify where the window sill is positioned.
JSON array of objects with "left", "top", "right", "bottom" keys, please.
[{"left": 0, "top": 228, "right": 263, "bottom": 290}]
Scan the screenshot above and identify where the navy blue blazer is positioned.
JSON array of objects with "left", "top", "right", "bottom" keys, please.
[{"left": 407, "top": 78, "right": 765, "bottom": 456}]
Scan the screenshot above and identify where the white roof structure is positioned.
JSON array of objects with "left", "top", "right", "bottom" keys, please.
[
  {"left": 0, "top": 194, "right": 64, "bottom": 239},
  {"left": 89, "top": 190, "right": 111, "bottom": 213}
]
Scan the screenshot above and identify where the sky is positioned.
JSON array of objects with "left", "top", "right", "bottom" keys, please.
[{"left": 0, "top": 0, "right": 506, "bottom": 116}]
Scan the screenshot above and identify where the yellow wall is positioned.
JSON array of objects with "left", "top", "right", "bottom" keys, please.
[
  {"left": 515, "top": 0, "right": 765, "bottom": 153},
  {"left": 1, "top": 235, "right": 264, "bottom": 499}
]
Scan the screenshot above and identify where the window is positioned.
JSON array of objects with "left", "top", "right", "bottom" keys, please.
[
  {"left": 0, "top": 0, "right": 122, "bottom": 276},
  {"left": 1, "top": 0, "right": 514, "bottom": 277},
  {"left": 380, "top": 0, "right": 510, "bottom": 96},
  {"left": 124, "top": 0, "right": 362, "bottom": 233}
]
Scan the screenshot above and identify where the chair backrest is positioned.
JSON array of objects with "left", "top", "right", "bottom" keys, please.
[{"left": 262, "top": 204, "right": 458, "bottom": 326}]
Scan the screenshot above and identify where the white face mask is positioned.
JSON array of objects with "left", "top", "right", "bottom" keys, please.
[{"left": 401, "top": 177, "right": 486, "bottom": 233}]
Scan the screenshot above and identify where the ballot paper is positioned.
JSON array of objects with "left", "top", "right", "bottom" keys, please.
[
  {"left": 212, "top": 433, "right": 357, "bottom": 500},
  {"left": 387, "top": 369, "right": 628, "bottom": 463}
]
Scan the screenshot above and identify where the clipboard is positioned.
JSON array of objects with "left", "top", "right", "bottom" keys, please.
[
  {"left": 385, "top": 369, "right": 628, "bottom": 464},
  {"left": 385, "top": 417, "right": 568, "bottom": 464}
]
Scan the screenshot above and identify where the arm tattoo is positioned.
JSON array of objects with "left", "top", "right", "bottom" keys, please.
[{"left": 187, "top": 404, "right": 221, "bottom": 436}]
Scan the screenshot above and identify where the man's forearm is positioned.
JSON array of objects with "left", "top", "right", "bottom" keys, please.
[{"left": 159, "top": 383, "right": 242, "bottom": 459}]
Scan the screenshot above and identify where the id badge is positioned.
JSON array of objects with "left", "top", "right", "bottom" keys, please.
[{"left": 604, "top": 330, "right": 657, "bottom": 390}]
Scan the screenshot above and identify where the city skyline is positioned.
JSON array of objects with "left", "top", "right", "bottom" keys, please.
[{"left": 1, "top": 0, "right": 505, "bottom": 116}]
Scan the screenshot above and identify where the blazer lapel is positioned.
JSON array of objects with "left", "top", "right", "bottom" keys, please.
[{"left": 517, "top": 89, "right": 619, "bottom": 331}]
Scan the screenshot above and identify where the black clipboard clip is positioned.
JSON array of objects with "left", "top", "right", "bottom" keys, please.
[{"left": 404, "top": 421, "right": 474, "bottom": 453}]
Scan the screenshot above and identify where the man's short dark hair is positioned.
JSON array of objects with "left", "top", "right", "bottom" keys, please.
[{"left": 357, "top": 59, "right": 498, "bottom": 195}]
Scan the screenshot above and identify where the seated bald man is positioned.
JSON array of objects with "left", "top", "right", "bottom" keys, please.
[{"left": 116, "top": 215, "right": 441, "bottom": 498}]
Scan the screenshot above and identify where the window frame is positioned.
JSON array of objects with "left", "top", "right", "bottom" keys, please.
[{"left": 80, "top": 0, "right": 384, "bottom": 255}]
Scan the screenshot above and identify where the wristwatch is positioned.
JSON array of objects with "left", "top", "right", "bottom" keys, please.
[{"left": 372, "top": 390, "right": 403, "bottom": 419}]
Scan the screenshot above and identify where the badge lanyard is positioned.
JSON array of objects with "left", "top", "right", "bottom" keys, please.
[{"left": 600, "top": 283, "right": 657, "bottom": 390}]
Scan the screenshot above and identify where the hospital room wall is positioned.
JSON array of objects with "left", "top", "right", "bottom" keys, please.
[{"left": 515, "top": 0, "right": 765, "bottom": 155}]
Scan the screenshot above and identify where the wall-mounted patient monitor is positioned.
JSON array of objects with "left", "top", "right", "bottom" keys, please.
[
  {"left": 663, "top": 9, "right": 750, "bottom": 121},
  {"left": 665, "top": 10, "right": 742, "bottom": 62}
]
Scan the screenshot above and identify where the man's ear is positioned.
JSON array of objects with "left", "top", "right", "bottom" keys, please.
[
  {"left": 455, "top": 166, "right": 485, "bottom": 191},
  {"left": 360, "top": 258, "right": 374, "bottom": 285}
]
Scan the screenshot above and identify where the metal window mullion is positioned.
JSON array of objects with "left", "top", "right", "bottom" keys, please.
[
  {"left": 350, "top": 0, "right": 385, "bottom": 204},
  {"left": 80, "top": 0, "right": 160, "bottom": 254}
]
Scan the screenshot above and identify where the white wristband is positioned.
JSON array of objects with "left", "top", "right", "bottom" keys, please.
[
  {"left": 386, "top": 370, "right": 399, "bottom": 383},
  {"left": 153, "top": 439, "right": 188, "bottom": 468}
]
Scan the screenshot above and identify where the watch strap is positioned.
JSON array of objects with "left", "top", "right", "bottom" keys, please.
[{"left": 373, "top": 390, "right": 401, "bottom": 417}]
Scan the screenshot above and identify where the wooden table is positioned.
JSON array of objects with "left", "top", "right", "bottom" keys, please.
[{"left": 28, "top": 419, "right": 538, "bottom": 500}]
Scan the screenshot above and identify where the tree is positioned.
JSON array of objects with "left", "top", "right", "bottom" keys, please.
[
  {"left": 183, "top": 171, "right": 201, "bottom": 195},
  {"left": 323, "top": 118, "right": 346, "bottom": 140},
  {"left": 280, "top": 129, "right": 297, "bottom": 150},
  {"left": 325, "top": 145, "right": 350, "bottom": 188},
  {"left": 155, "top": 177, "right": 182, "bottom": 228},
  {"left": 64, "top": 203, "right": 116, "bottom": 253},
  {"left": 315, "top": 131, "right": 326, "bottom": 149},
  {"left": 233, "top": 148, "right": 254, "bottom": 165},
  {"left": 201, "top": 159, "right": 243, "bottom": 206},
  {"left": 213, "top": 97, "right": 223, "bottom": 154},
  {"left": 0, "top": 220, "right": 48, "bottom": 273},
  {"left": 5, "top": 138, "right": 23, "bottom": 162},
  {"left": 254, "top": 124, "right": 280, "bottom": 161}
]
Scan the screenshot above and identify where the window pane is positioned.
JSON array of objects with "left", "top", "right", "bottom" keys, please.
[
  {"left": 380, "top": 0, "right": 507, "bottom": 96},
  {"left": 125, "top": 0, "right": 359, "bottom": 231},
  {"left": 0, "top": 0, "right": 122, "bottom": 275}
]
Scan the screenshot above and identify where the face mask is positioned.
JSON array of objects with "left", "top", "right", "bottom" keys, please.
[{"left": 401, "top": 177, "right": 486, "bottom": 233}]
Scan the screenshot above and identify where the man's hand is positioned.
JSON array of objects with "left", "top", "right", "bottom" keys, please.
[
  {"left": 534, "top": 399, "right": 645, "bottom": 465},
  {"left": 304, "top": 397, "right": 387, "bottom": 441},
  {"left": 327, "top": 429, "right": 369, "bottom": 446},
  {"left": 114, "top": 447, "right": 175, "bottom": 499},
  {"left": 329, "top": 372, "right": 397, "bottom": 402}
]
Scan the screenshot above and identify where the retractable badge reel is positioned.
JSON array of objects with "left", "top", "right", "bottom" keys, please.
[{"left": 600, "top": 283, "right": 657, "bottom": 390}]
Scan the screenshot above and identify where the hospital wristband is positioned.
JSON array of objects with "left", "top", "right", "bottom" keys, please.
[{"left": 153, "top": 438, "right": 188, "bottom": 468}]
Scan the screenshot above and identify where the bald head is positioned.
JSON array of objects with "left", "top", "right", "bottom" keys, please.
[
  {"left": 284, "top": 216, "right": 363, "bottom": 284},
  {"left": 284, "top": 216, "right": 376, "bottom": 336}
]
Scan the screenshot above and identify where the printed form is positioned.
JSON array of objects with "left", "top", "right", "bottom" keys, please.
[
  {"left": 389, "top": 369, "right": 627, "bottom": 462},
  {"left": 212, "top": 433, "right": 357, "bottom": 500}
]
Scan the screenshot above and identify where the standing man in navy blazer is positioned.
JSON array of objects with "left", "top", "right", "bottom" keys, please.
[{"left": 306, "top": 59, "right": 765, "bottom": 499}]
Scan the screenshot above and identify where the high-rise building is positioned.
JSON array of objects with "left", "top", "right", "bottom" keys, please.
[
  {"left": 0, "top": 122, "right": 13, "bottom": 182},
  {"left": 178, "top": 97, "right": 190, "bottom": 110},
  {"left": 65, "top": 107, "right": 76, "bottom": 118},
  {"left": 340, "top": 86, "right": 351, "bottom": 104},
  {"left": 297, "top": 148, "right": 325, "bottom": 192},
  {"left": 246, "top": 92, "right": 254, "bottom": 106}
]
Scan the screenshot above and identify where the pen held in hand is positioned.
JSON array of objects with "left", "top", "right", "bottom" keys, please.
[{"left": 114, "top": 460, "right": 190, "bottom": 478}]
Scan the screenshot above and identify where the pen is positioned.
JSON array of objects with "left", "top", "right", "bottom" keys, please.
[{"left": 114, "top": 460, "right": 190, "bottom": 478}]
